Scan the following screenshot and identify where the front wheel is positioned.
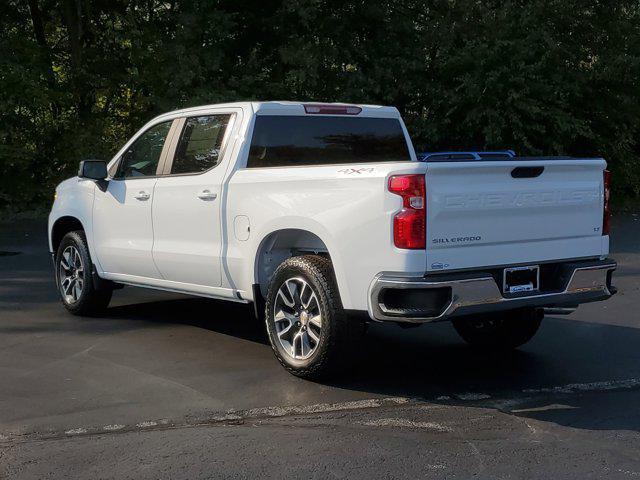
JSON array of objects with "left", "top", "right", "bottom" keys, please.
[
  {"left": 264, "top": 255, "right": 363, "bottom": 379},
  {"left": 55, "top": 231, "right": 112, "bottom": 316},
  {"left": 452, "top": 308, "right": 543, "bottom": 349}
]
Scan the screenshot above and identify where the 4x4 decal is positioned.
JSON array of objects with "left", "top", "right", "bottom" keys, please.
[{"left": 338, "top": 167, "right": 374, "bottom": 174}]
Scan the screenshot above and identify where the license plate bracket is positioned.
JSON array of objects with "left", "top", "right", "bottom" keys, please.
[{"left": 503, "top": 265, "right": 540, "bottom": 294}]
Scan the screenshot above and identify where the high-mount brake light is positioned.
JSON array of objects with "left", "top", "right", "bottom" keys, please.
[
  {"left": 303, "top": 104, "right": 362, "bottom": 115},
  {"left": 388, "top": 174, "right": 426, "bottom": 249},
  {"left": 603, "top": 169, "right": 611, "bottom": 236}
]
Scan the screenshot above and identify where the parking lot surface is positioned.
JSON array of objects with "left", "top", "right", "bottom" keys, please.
[{"left": 1, "top": 213, "right": 639, "bottom": 479}]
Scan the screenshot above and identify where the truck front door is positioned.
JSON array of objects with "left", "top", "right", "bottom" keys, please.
[{"left": 93, "top": 120, "right": 175, "bottom": 279}]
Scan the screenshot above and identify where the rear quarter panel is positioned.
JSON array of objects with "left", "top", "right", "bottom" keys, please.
[{"left": 225, "top": 163, "right": 427, "bottom": 310}]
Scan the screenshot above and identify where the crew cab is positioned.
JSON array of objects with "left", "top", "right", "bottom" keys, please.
[{"left": 49, "top": 101, "right": 617, "bottom": 378}]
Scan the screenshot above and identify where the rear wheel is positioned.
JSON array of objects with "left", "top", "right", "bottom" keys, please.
[
  {"left": 264, "top": 255, "right": 363, "bottom": 379},
  {"left": 56, "top": 231, "right": 112, "bottom": 315},
  {"left": 452, "top": 308, "right": 543, "bottom": 349}
]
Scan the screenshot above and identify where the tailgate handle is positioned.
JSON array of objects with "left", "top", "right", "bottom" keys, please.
[{"left": 511, "top": 166, "right": 544, "bottom": 178}]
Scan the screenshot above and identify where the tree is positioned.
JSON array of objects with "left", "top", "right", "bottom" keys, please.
[{"left": 1, "top": 0, "right": 639, "bottom": 212}]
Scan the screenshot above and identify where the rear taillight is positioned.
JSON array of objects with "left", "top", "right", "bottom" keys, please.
[
  {"left": 388, "top": 174, "right": 426, "bottom": 249},
  {"left": 603, "top": 169, "right": 611, "bottom": 235}
]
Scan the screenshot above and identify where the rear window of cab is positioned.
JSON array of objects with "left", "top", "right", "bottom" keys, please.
[{"left": 247, "top": 116, "right": 411, "bottom": 168}]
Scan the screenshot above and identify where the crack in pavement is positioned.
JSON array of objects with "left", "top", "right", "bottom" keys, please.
[{"left": 3, "top": 376, "right": 640, "bottom": 446}]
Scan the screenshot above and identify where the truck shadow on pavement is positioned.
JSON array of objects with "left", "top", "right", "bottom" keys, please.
[
  {"left": 104, "top": 295, "right": 640, "bottom": 433},
  {"left": 107, "top": 296, "right": 269, "bottom": 344}
]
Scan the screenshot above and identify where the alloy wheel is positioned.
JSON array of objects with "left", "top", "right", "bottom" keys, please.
[
  {"left": 59, "top": 245, "right": 84, "bottom": 304},
  {"left": 273, "top": 277, "right": 323, "bottom": 360}
]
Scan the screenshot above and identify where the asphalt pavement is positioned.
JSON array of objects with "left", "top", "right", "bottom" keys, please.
[{"left": 0, "top": 212, "right": 639, "bottom": 479}]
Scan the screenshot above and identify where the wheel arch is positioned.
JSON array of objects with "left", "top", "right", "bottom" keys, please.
[
  {"left": 253, "top": 228, "right": 347, "bottom": 303},
  {"left": 50, "top": 216, "right": 86, "bottom": 254}
]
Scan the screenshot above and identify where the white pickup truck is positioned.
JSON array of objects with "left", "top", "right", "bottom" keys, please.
[{"left": 49, "top": 101, "right": 617, "bottom": 378}]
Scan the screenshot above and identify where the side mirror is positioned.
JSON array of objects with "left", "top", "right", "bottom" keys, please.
[
  {"left": 78, "top": 160, "right": 108, "bottom": 180},
  {"left": 78, "top": 160, "right": 109, "bottom": 191}
]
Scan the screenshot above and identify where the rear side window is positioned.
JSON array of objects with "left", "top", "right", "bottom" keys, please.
[
  {"left": 247, "top": 116, "right": 411, "bottom": 168},
  {"left": 171, "top": 115, "right": 231, "bottom": 174},
  {"left": 117, "top": 121, "right": 172, "bottom": 178}
]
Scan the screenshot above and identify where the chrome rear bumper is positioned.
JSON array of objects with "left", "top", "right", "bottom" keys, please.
[{"left": 368, "top": 259, "right": 616, "bottom": 323}]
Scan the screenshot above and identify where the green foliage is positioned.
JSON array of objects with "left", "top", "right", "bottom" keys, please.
[{"left": 1, "top": 0, "right": 639, "bottom": 211}]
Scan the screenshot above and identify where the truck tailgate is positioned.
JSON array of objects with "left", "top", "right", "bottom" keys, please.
[{"left": 426, "top": 158, "right": 607, "bottom": 272}]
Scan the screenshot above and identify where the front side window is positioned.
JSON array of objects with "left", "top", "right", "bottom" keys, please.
[
  {"left": 117, "top": 121, "right": 172, "bottom": 178},
  {"left": 171, "top": 114, "right": 232, "bottom": 174},
  {"left": 247, "top": 116, "right": 411, "bottom": 168}
]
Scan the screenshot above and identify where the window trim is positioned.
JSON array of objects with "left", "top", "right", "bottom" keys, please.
[
  {"left": 160, "top": 112, "right": 236, "bottom": 178},
  {"left": 157, "top": 118, "right": 184, "bottom": 176},
  {"left": 109, "top": 119, "right": 179, "bottom": 181}
]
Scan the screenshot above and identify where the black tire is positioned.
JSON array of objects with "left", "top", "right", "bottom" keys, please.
[
  {"left": 55, "top": 231, "right": 112, "bottom": 316},
  {"left": 264, "top": 255, "right": 363, "bottom": 379},
  {"left": 452, "top": 308, "right": 543, "bottom": 349}
]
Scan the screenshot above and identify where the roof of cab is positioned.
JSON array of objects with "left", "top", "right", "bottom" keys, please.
[
  {"left": 153, "top": 101, "right": 399, "bottom": 121},
  {"left": 252, "top": 101, "right": 398, "bottom": 117}
]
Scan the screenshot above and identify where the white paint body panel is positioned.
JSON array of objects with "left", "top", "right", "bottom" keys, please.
[
  {"left": 92, "top": 177, "right": 161, "bottom": 279},
  {"left": 152, "top": 174, "right": 223, "bottom": 286},
  {"left": 48, "top": 101, "right": 610, "bottom": 314},
  {"left": 48, "top": 177, "right": 97, "bottom": 261},
  {"left": 150, "top": 108, "right": 243, "bottom": 287},
  {"left": 224, "top": 163, "right": 427, "bottom": 310},
  {"left": 425, "top": 159, "right": 608, "bottom": 271}
]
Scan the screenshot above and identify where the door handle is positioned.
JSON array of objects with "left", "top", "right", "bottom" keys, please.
[
  {"left": 197, "top": 189, "right": 217, "bottom": 201},
  {"left": 134, "top": 191, "right": 150, "bottom": 201}
]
